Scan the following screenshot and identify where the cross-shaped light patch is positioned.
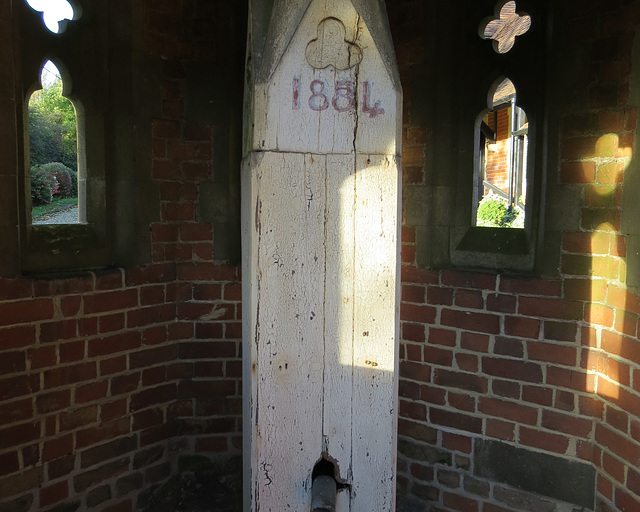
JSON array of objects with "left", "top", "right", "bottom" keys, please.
[{"left": 480, "top": 1, "right": 531, "bottom": 54}]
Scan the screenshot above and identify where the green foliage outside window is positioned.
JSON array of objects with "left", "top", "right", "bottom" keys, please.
[
  {"left": 476, "top": 193, "right": 520, "bottom": 228},
  {"left": 29, "top": 77, "right": 77, "bottom": 171}
]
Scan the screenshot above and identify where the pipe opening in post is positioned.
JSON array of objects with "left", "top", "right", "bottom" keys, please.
[{"left": 311, "top": 458, "right": 349, "bottom": 512}]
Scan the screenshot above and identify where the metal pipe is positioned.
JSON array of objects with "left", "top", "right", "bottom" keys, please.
[{"left": 311, "top": 475, "right": 337, "bottom": 512}]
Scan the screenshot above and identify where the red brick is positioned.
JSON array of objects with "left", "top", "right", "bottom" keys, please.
[
  {"left": 492, "top": 379, "right": 520, "bottom": 399},
  {"left": 443, "top": 492, "right": 478, "bottom": 512},
  {"left": 478, "top": 397, "right": 537, "bottom": 425},
  {"left": 44, "top": 363, "right": 97, "bottom": 388},
  {"left": 494, "top": 337, "right": 524, "bottom": 358},
  {"left": 84, "top": 290, "right": 138, "bottom": 314},
  {"left": 521, "top": 385, "right": 553, "bottom": 407},
  {"left": 133, "top": 408, "right": 164, "bottom": 431},
  {"left": 455, "top": 353, "right": 478, "bottom": 372},
  {"left": 37, "top": 390, "right": 71, "bottom": 414},
  {"left": 0, "top": 299, "right": 54, "bottom": 327},
  {"left": 442, "top": 432, "right": 471, "bottom": 454},
  {"left": 519, "top": 427, "right": 569, "bottom": 454},
  {"left": 0, "top": 325, "right": 36, "bottom": 351},
  {"left": 441, "top": 309, "right": 499, "bottom": 334},
  {"left": 131, "top": 384, "right": 177, "bottom": 411},
  {"left": 0, "top": 421, "right": 41, "bottom": 451},
  {"left": 518, "top": 296, "right": 584, "bottom": 320},
  {"left": 499, "top": 277, "right": 561, "bottom": 297},
  {"left": 426, "top": 286, "right": 454, "bottom": 306},
  {"left": 424, "top": 346, "right": 453, "bottom": 367},
  {"left": 101, "top": 399, "right": 128, "bottom": 423},
  {"left": 560, "top": 161, "right": 596, "bottom": 183},
  {"left": 448, "top": 392, "right": 475, "bottom": 412},
  {"left": 402, "top": 225, "right": 415, "bottom": 243},
  {"left": 88, "top": 331, "right": 141, "bottom": 357},
  {"left": 427, "top": 328, "right": 456, "bottom": 347},
  {"left": 0, "top": 350, "right": 25, "bottom": 376},
  {"left": 434, "top": 369, "right": 487, "bottom": 393},
  {"left": 0, "top": 398, "right": 32, "bottom": 424},
  {"left": 100, "top": 355, "right": 127, "bottom": 376},
  {"left": 486, "top": 419, "right": 515, "bottom": 441},
  {"left": 98, "top": 312, "right": 126, "bottom": 333},
  {"left": 547, "top": 366, "right": 594, "bottom": 392},
  {"left": 0, "top": 374, "right": 39, "bottom": 401},
  {"left": 486, "top": 293, "right": 516, "bottom": 313},
  {"left": 75, "top": 418, "right": 131, "bottom": 450},
  {"left": 0, "top": 451, "right": 19, "bottom": 477},
  {"left": 442, "top": 271, "right": 496, "bottom": 290},
  {"left": 125, "top": 264, "right": 176, "bottom": 287},
  {"left": 579, "top": 395, "right": 604, "bottom": 418},
  {"left": 30, "top": 345, "right": 57, "bottom": 369},
  {"left": 527, "top": 341, "right": 577, "bottom": 366},
  {"left": 429, "top": 408, "right": 482, "bottom": 434},
  {"left": 42, "top": 435, "right": 73, "bottom": 462},
  {"left": 0, "top": 278, "right": 32, "bottom": 300},
  {"left": 399, "top": 398, "right": 427, "bottom": 421},
  {"left": 482, "top": 357, "right": 543, "bottom": 383},
  {"left": 400, "top": 361, "right": 431, "bottom": 382},
  {"left": 584, "top": 304, "right": 614, "bottom": 327},
  {"left": 616, "top": 488, "right": 640, "bottom": 512},
  {"left": 401, "top": 265, "right": 439, "bottom": 285},
  {"left": 59, "top": 406, "right": 98, "bottom": 432},
  {"left": 601, "top": 330, "right": 640, "bottom": 366},
  {"left": 460, "top": 333, "right": 489, "bottom": 352},
  {"left": 596, "top": 423, "right": 640, "bottom": 466},
  {"left": 402, "top": 284, "right": 426, "bottom": 303},
  {"left": 76, "top": 380, "right": 109, "bottom": 404},
  {"left": 142, "top": 366, "right": 166, "bottom": 386},
  {"left": 141, "top": 325, "right": 168, "bottom": 346},
  {"left": 401, "top": 303, "right": 437, "bottom": 323},
  {"left": 192, "top": 283, "right": 222, "bottom": 301},
  {"left": 542, "top": 410, "right": 593, "bottom": 438},
  {"left": 606, "top": 405, "right": 629, "bottom": 434},
  {"left": 454, "top": 289, "right": 484, "bottom": 309}
]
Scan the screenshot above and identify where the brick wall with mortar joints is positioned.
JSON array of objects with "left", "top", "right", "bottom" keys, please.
[
  {"left": 0, "top": 1, "right": 243, "bottom": 511},
  {"left": 392, "top": 0, "right": 640, "bottom": 511},
  {"left": 2, "top": 1, "right": 640, "bottom": 511}
]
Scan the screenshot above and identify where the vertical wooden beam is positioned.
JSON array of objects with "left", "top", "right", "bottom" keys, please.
[{"left": 242, "top": 1, "right": 401, "bottom": 509}]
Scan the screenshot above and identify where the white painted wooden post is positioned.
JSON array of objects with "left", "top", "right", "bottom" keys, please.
[{"left": 242, "top": 1, "right": 401, "bottom": 510}]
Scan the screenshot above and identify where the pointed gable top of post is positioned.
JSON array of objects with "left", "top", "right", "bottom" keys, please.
[{"left": 249, "top": 0, "right": 400, "bottom": 91}]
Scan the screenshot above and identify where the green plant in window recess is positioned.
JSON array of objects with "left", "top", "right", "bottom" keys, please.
[{"left": 477, "top": 193, "right": 519, "bottom": 228}]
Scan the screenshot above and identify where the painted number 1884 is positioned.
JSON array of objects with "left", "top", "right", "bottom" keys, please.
[{"left": 292, "top": 77, "right": 385, "bottom": 118}]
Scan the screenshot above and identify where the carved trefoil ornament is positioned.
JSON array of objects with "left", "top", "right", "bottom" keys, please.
[{"left": 306, "top": 17, "right": 363, "bottom": 70}]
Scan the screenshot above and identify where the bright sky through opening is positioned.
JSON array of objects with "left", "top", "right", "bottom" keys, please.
[{"left": 26, "top": 0, "right": 74, "bottom": 33}]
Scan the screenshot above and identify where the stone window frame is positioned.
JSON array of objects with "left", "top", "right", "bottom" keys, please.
[
  {"left": 0, "top": 0, "right": 157, "bottom": 276},
  {"left": 406, "top": 0, "right": 552, "bottom": 274}
]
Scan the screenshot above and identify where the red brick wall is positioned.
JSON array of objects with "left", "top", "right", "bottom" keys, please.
[
  {"left": 0, "top": 1, "right": 243, "bottom": 511},
  {"left": 392, "top": 0, "right": 640, "bottom": 511},
  {"left": 485, "top": 109, "right": 510, "bottom": 194},
  {"left": 1, "top": 1, "right": 640, "bottom": 511}
]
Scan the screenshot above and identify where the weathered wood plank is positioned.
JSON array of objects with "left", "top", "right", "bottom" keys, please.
[{"left": 243, "top": 0, "right": 401, "bottom": 509}]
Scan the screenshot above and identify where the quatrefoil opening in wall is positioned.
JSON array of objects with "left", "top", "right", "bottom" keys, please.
[
  {"left": 26, "top": 0, "right": 81, "bottom": 34},
  {"left": 480, "top": 1, "right": 531, "bottom": 54},
  {"left": 306, "top": 17, "right": 363, "bottom": 70}
]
